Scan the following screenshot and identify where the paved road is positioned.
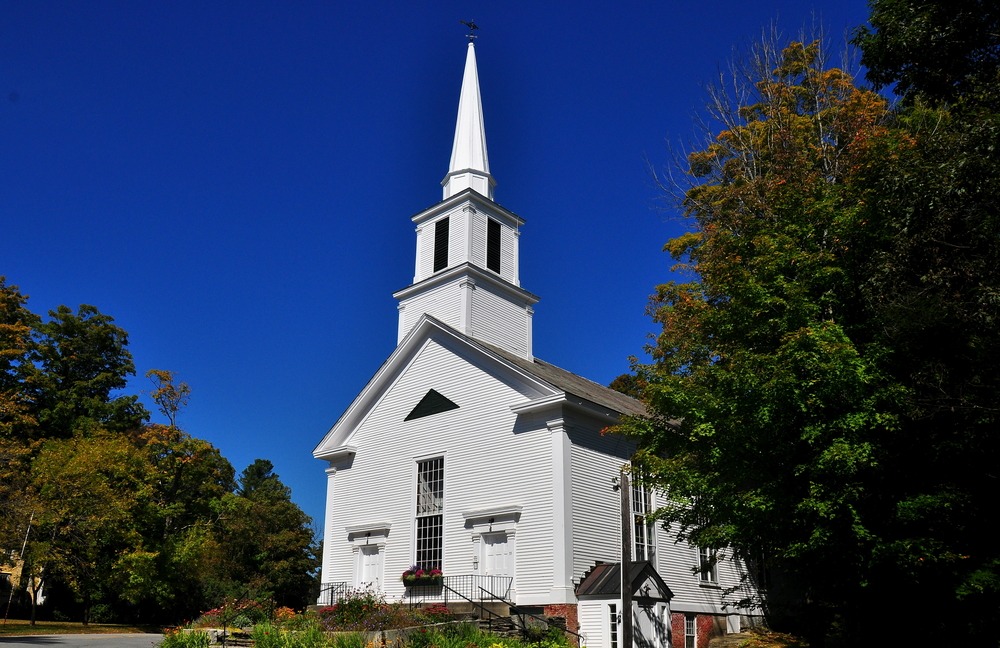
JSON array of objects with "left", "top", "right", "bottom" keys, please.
[{"left": 0, "top": 635, "right": 162, "bottom": 647}]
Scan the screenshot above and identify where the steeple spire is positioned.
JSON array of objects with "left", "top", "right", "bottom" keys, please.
[
  {"left": 442, "top": 41, "right": 495, "bottom": 200},
  {"left": 396, "top": 37, "right": 537, "bottom": 359}
]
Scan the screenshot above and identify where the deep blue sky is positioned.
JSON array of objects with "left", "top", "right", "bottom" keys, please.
[{"left": 3, "top": 1, "right": 871, "bottom": 534}]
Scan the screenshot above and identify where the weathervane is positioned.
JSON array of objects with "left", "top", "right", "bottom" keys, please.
[{"left": 460, "top": 19, "right": 478, "bottom": 42}]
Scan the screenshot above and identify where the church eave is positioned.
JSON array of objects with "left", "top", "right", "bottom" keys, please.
[
  {"left": 410, "top": 187, "right": 525, "bottom": 228},
  {"left": 393, "top": 262, "right": 539, "bottom": 305},
  {"left": 508, "top": 392, "right": 624, "bottom": 422}
]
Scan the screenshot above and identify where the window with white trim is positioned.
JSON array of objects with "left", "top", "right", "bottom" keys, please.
[
  {"left": 609, "top": 603, "right": 619, "bottom": 648},
  {"left": 699, "top": 547, "right": 718, "bottom": 583},
  {"left": 632, "top": 480, "right": 655, "bottom": 561},
  {"left": 685, "top": 614, "right": 696, "bottom": 648},
  {"left": 415, "top": 457, "right": 444, "bottom": 569}
]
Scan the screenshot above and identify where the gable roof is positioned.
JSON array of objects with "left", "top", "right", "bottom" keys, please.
[
  {"left": 576, "top": 561, "right": 673, "bottom": 601},
  {"left": 313, "top": 314, "right": 646, "bottom": 461},
  {"left": 478, "top": 341, "right": 647, "bottom": 418}
]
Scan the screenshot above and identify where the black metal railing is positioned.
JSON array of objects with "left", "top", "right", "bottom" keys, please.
[
  {"left": 404, "top": 574, "right": 512, "bottom": 604},
  {"left": 316, "top": 581, "right": 350, "bottom": 606}
]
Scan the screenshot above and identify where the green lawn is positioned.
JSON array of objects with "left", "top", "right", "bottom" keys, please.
[{"left": 0, "top": 619, "right": 160, "bottom": 636}]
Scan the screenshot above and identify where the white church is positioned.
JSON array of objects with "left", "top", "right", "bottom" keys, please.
[{"left": 313, "top": 37, "right": 758, "bottom": 648}]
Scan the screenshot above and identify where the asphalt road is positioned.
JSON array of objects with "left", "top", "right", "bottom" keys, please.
[{"left": 0, "top": 635, "right": 162, "bottom": 647}]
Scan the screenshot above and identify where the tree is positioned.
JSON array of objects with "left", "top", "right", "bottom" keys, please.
[
  {"left": 123, "top": 423, "right": 235, "bottom": 620},
  {"left": 0, "top": 277, "right": 318, "bottom": 623},
  {"left": 29, "top": 304, "right": 148, "bottom": 438},
  {"left": 622, "top": 28, "right": 1000, "bottom": 645},
  {"left": 616, "top": 39, "right": 902, "bottom": 644},
  {"left": 146, "top": 369, "right": 190, "bottom": 429},
  {"left": 0, "top": 279, "right": 40, "bottom": 591},
  {"left": 854, "top": 0, "right": 1000, "bottom": 104},
  {"left": 27, "top": 432, "right": 148, "bottom": 624},
  {"left": 202, "top": 460, "right": 318, "bottom": 609},
  {"left": 0, "top": 277, "right": 37, "bottom": 439}
]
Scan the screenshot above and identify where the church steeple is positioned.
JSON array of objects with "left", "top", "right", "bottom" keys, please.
[
  {"left": 441, "top": 41, "right": 495, "bottom": 200},
  {"left": 394, "top": 39, "right": 538, "bottom": 359}
]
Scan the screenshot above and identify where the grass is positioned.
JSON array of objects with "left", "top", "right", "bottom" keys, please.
[{"left": 0, "top": 618, "right": 160, "bottom": 636}]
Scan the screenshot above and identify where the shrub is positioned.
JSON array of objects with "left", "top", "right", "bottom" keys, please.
[
  {"left": 417, "top": 603, "right": 453, "bottom": 623},
  {"left": 329, "top": 632, "right": 366, "bottom": 648},
  {"left": 252, "top": 620, "right": 333, "bottom": 648},
  {"left": 252, "top": 622, "right": 282, "bottom": 648},
  {"left": 160, "top": 629, "right": 211, "bottom": 648},
  {"left": 192, "top": 598, "right": 269, "bottom": 628},
  {"left": 318, "top": 586, "right": 410, "bottom": 631}
]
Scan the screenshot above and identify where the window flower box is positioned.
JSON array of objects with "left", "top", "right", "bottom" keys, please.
[{"left": 401, "top": 565, "right": 443, "bottom": 586}]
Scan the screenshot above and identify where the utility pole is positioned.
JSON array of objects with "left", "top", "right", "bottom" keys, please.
[{"left": 619, "top": 468, "right": 633, "bottom": 648}]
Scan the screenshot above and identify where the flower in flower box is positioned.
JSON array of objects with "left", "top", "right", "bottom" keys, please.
[{"left": 401, "top": 565, "right": 443, "bottom": 585}]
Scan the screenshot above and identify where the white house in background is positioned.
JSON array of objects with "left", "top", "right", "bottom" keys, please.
[{"left": 314, "top": 38, "right": 759, "bottom": 648}]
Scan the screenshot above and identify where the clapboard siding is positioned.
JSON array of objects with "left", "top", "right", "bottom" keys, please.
[
  {"left": 467, "top": 209, "right": 518, "bottom": 285},
  {"left": 568, "top": 427, "right": 634, "bottom": 584},
  {"left": 569, "top": 443, "right": 623, "bottom": 581},
  {"left": 654, "top": 522, "right": 753, "bottom": 614},
  {"left": 470, "top": 281, "right": 529, "bottom": 357},
  {"left": 326, "top": 336, "right": 555, "bottom": 602},
  {"left": 400, "top": 278, "right": 464, "bottom": 335},
  {"left": 413, "top": 201, "right": 519, "bottom": 286},
  {"left": 577, "top": 600, "right": 610, "bottom": 648}
]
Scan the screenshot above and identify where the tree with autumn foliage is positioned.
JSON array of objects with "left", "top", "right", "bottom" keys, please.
[
  {"left": 615, "top": 26, "right": 1000, "bottom": 644},
  {"left": 0, "top": 278, "right": 318, "bottom": 623}
]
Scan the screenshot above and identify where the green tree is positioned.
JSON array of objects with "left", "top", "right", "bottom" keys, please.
[
  {"left": 854, "top": 0, "right": 1000, "bottom": 104},
  {"left": 0, "top": 278, "right": 37, "bottom": 553},
  {"left": 123, "top": 423, "right": 235, "bottom": 620},
  {"left": 623, "top": 28, "right": 1000, "bottom": 645},
  {"left": 29, "top": 304, "right": 148, "bottom": 438},
  {"left": 27, "top": 432, "right": 149, "bottom": 624},
  {"left": 0, "top": 277, "right": 38, "bottom": 438},
  {"left": 0, "top": 280, "right": 317, "bottom": 623},
  {"left": 202, "top": 460, "right": 318, "bottom": 609},
  {"left": 617, "top": 40, "right": 898, "bottom": 644}
]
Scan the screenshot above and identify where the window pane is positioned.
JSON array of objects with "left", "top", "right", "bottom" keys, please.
[{"left": 415, "top": 457, "right": 444, "bottom": 569}]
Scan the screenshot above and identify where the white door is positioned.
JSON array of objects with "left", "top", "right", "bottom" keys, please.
[
  {"left": 357, "top": 545, "right": 383, "bottom": 588},
  {"left": 482, "top": 532, "right": 513, "bottom": 576},
  {"left": 634, "top": 604, "right": 656, "bottom": 648}
]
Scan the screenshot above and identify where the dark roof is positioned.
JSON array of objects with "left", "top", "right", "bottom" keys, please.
[
  {"left": 485, "top": 344, "right": 647, "bottom": 418},
  {"left": 576, "top": 561, "right": 673, "bottom": 601},
  {"left": 420, "top": 314, "right": 647, "bottom": 418}
]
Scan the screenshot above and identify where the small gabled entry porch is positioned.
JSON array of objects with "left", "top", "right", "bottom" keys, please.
[{"left": 576, "top": 562, "right": 674, "bottom": 648}]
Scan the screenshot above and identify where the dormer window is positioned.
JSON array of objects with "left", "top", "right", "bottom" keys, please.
[
  {"left": 433, "top": 218, "right": 450, "bottom": 272},
  {"left": 486, "top": 218, "right": 501, "bottom": 273}
]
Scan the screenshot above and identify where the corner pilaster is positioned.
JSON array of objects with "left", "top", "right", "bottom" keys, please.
[{"left": 548, "top": 417, "right": 576, "bottom": 602}]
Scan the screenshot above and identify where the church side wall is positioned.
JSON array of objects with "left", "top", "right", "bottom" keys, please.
[
  {"left": 322, "top": 337, "right": 556, "bottom": 604},
  {"left": 568, "top": 428, "right": 634, "bottom": 583},
  {"left": 655, "top": 524, "right": 758, "bottom": 618}
]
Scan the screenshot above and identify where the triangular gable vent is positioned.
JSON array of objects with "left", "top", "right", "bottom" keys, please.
[{"left": 405, "top": 389, "right": 459, "bottom": 421}]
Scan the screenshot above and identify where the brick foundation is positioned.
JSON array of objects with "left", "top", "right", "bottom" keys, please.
[
  {"left": 544, "top": 603, "right": 580, "bottom": 645},
  {"left": 670, "top": 612, "right": 726, "bottom": 648}
]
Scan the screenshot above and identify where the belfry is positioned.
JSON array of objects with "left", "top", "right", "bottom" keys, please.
[{"left": 393, "top": 39, "right": 538, "bottom": 359}]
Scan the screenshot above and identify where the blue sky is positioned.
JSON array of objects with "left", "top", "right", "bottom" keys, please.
[{"left": 2, "top": 1, "right": 871, "bottom": 534}]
